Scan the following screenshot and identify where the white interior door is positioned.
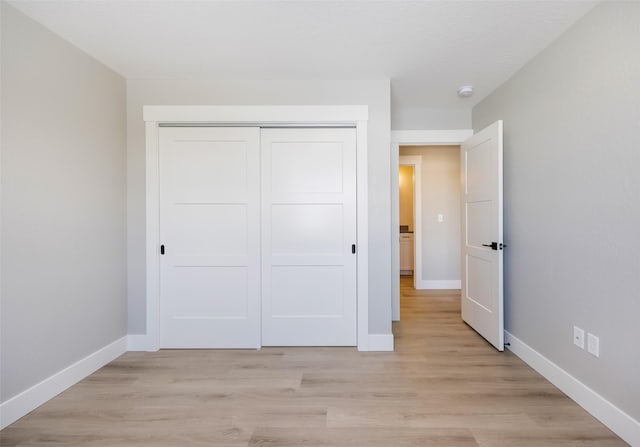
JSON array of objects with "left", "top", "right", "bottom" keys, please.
[
  {"left": 159, "top": 127, "right": 260, "bottom": 348},
  {"left": 461, "top": 120, "right": 504, "bottom": 351},
  {"left": 261, "top": 128, "right": 357, "bottom": 346}
]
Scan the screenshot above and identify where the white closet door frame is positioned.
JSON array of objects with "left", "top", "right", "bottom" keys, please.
[{"left": 143, "top": 105, "right": 370, "bottom": 351}]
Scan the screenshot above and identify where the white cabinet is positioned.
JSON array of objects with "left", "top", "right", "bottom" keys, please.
[{"left": 399, "top": 233, "right": 414, "bottom": 274}]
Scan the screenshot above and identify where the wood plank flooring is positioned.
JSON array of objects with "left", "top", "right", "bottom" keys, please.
[{"left": 1, "top": 276, "right": 626, "bottom": 446}]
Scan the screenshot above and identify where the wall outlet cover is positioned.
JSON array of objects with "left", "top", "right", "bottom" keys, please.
[{"left": 574, "top": 326, "right": 585, "bottom": 349}]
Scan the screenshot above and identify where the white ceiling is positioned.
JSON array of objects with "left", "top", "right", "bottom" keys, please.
[{"left": 8, "top": 0, "right": 597, "bottom": 110}]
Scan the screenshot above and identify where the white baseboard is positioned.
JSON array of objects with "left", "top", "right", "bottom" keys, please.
[
  {"left": 127, "top": 334, "right": 153, "bottom": 351},
  {"left": 0, "top": 336, "right": 127, "bottom": 429},
  {"left": 416, "top": 280, "right": 461, "bottom": 290},
  {"left": 368, "top": 334, "right": 394, "bottom": 351},
  {"left": 505, "top": 331, "right": 640, "bottom": 446},
  {"left": 129, "top": 333, "right": 389, "bottom": 352}
]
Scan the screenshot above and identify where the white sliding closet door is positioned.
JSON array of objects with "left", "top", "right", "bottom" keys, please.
[
  {"left": 261, "top": 128, "right": 357, "bottom": 346},
  {"left": 159, "top": 127, "right": 261, "bottom": 348}
]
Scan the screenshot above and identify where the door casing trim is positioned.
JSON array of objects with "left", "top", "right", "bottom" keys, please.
[
  {"left": 390, "top": 129, "right": 473, "bottom": 321},
  {"left": 143, "top": 105, "right": 370, "bottom": 351}
]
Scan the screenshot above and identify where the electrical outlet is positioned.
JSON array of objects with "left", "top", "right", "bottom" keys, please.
[
  {"left": 437, "top": 214, "right": 444, "bottom": 223},
  {"left": 573, "top": 326, "right": 585, "bottom": 349},
  {"left": 588, "top": 333, "right": 600, "bottom": 357}
]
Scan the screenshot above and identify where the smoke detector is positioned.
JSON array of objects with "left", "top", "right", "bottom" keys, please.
[{"left": 457, "top": 85, "right": 474, "bottom": 98}]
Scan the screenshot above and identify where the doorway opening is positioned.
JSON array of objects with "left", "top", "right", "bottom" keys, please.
[
  {"left": 390, "top": 130, "right": 472, "bottom": 321},
  {"left": 398, "top": 164, "right": 416, "bottom": 277},
  {"left": 396, "top": 146, "right": 463, "bottom": 318},
  {"left": 398, "top": 156, "right": 422, "bottom": 295}
]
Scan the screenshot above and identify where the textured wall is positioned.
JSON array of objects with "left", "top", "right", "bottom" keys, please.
[
  {"left": 1, "top": 4, "right": 127, "bottom": 401},
  {"left": 474, "top": 2, "right": 640, "bottom": 421},
  {"left": 126, "top": 78, "right": 392, "bottom": 335}
]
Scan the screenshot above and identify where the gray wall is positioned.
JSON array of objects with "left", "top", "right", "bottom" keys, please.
[
  {"left": 400, "top": 146, "right": 461, "bottom": 283},
  {"left": 1, "top": 4, "right": 127, "bottom": 401},
  {"left": 392, "top": 106, "right": 471, "bottom": 130},
  {"left": 126, "top": 79, "right": 392, "bottom": 335},
  {"left": 473, "top": 2, "right": 640, "bottom": 421}
]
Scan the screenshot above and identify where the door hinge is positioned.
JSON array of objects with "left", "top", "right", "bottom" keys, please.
[
  {"left": 160, "top": 244, "right": 165, "bottom": 255},
  {"left": 352, "top": 244, "right": 356, "bottom": 254}
]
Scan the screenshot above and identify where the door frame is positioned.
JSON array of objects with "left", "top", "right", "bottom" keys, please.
[
  {"left": 143, "top": 105, "right": 370, "bottom": 351},
  {"left": 390, "top": 130, "right": 472, "bottom": 321}
]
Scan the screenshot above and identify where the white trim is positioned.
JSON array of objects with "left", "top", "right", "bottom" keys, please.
[
  {"left": 144, "top": 106, "right": 370, "bottom": 352},
  {"left": 391, "top": 148, "right": 400, "bottom": 321},
  {"left": 0, "top": 337, "right": 126, "bottom": 429},
  {"left": 145, "top": 121, "right": 161, "bottom": 351},
  {"left": 416, "top": 280, "right": 461, "bottom": 290},
  {"left": 368, "top": 334, "right": 394, "bottom": 351},
  {"left": 505, "top": 331, "right": 640, "bottom": 446},
  {"left": 144, "top": 105, "right": 368, "bottom": 124},
  {"left": 391, "top": 129, "right": 472, "bottom": 321},
  {"left": 399, "top": 156, "right": 423, "bottom": 300},
  {"left": 355, "top": 121, "right": 370, "bottom": 351}
]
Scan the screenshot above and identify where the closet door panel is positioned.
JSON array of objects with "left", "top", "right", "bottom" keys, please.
[
  {"left": 159, "top": 127, "right": 260, "bottom": 348},
  {"left": 261, "top": 128, "right": 357, "bottom": 346}
]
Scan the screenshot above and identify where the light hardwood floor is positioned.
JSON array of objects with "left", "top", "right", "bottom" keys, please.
[{"left": 1, "top": 276, "right": 626, "bottom": 446}]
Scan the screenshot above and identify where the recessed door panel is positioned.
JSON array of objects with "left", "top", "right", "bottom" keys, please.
[
  {"left": 164, "top": 266, "right": 249, "bottom": 318},
  {"left": 466, "top": 201, "right": 492, "bottom": 249},
  {"left": 465, "top": 138, "right": 493, "bottom": 197},
  {"left": 168, "top": 204, "right": 248, "bottom": 256},
  {"left": 271, "top": 204, "right": 344, "bottom": 255},
  {"left": 165, "top": 141, "right": 249, "bottom": 202},
  {"left": 270, "top": 266, "right": 344, "bottom": 317},
  {"left": 466, "top": 254, "right": 493, "bottom": 312},
  {"left": 271, "top": 142, "right": 344, "bottom": 194}
]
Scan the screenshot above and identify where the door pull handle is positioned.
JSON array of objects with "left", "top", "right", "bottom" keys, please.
[{"left": 482, "top": 242, "right": 506, "bottom": 250}]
